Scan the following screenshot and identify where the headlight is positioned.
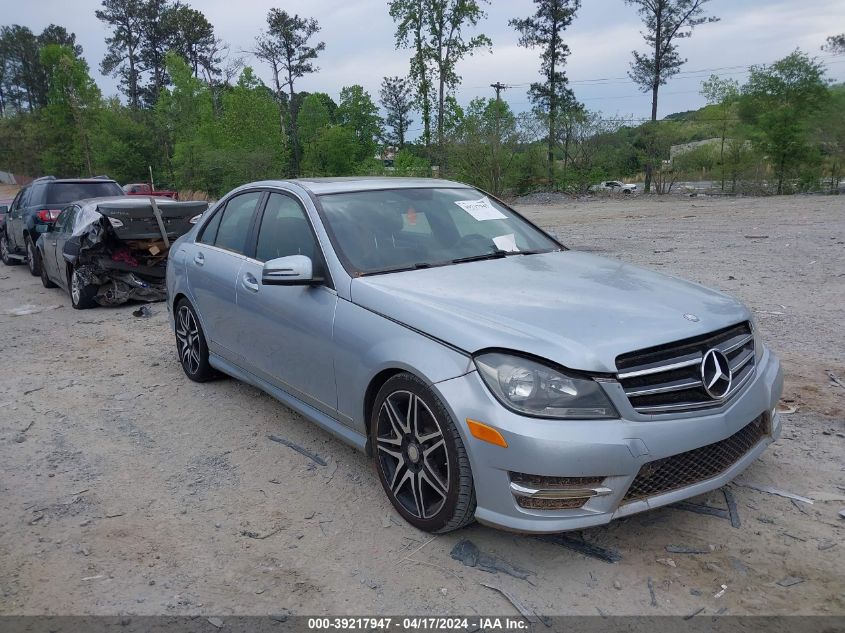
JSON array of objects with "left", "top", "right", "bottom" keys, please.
[{"left": 474, "top": 352, "right": 618, "bottom": 419}]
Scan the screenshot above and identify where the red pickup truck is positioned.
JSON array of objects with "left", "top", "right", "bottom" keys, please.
[{"left": 122, "top": 183, "right": 179, "bottom": 199}]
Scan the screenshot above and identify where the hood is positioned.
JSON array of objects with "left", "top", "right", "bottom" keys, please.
[{"left": 350, "top": 251, "right": 750, "bottom": 374}]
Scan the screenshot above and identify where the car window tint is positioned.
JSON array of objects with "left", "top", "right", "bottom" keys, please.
[
  {"left": 20, "top": 187, "right": 33, "bottom": 208},
  {"left": 54, "top": 207, "right": 72, "bottom": 232},
  {"left": 45, "top": 182, "right": 123, "bottom": 205},
  {"left": 198, "top": 206, "right": 223, "bottom": 245},
  {"left": 255, "top": 193, "right": 316, "bottom": 263},
  {"left": 64, "top": 207, "right": 78, "bottom": 233},
  {"left": 213, "top": 191, "right": 262, "bottom": 254}
]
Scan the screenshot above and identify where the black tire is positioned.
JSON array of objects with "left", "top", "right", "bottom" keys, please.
[
  {"left": 39, "top": 250, "right": 57, "bottom": 288},
  {"left": 371, "top": 372, "right": 476, "bottom": 533},
  {"left": 69, "top": 265, "right": 98, "bottom": 309},
  {"left": 26, "top": 236, "right": 41, "bottom": 276},
  {"left": 175, "top": 299, "right": 215, "bottom": 382},
  {"left": 623, "top": 188, "right": 632, "bottom": 195},
  {"left": 1, "top": 232, "right": 19, "bottom": 266}
]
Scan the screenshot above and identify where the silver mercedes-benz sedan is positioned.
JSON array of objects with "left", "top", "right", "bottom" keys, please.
[{"left": 166, "top": 177, "right": 783, "bottom": 534}]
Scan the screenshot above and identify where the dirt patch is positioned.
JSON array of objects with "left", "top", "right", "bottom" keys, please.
[{"left": 0, "top": 193, "right": 843, "bottom": 617}]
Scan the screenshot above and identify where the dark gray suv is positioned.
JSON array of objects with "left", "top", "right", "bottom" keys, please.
[{"left": 0, "top": 176, "right": 124, "bottom": 275}]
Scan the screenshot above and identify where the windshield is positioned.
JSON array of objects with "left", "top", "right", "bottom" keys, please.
[
  {"left": 318, "top": 187, "right": 561, "bottom": 275},
  {"left": 46, "top": 182, "right": 124, "bottom": 205}
]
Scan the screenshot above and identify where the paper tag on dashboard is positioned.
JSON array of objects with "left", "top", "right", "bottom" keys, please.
[
  {"left": 454, "top": 197, "right": 507, "bottom": 221},
  {"left": 493, "top": 234, "right": 519, "bottom": 252}
]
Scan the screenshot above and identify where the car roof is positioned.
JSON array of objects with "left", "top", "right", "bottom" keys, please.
[{"left": 243, "top": 176, "right": 473, "bottom": 196}]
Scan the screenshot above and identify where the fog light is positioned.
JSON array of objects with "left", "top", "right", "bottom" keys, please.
[{"left": 509, "top": 472, "right": 611, "bottom": 511}]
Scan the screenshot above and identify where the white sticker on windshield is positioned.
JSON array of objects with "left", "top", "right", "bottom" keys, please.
[
  {"left": 493, "top": 233, "right": 519, "bottom": 252},
  {"left": 454, "top": 196, "right": 507, "bottom": 221}
]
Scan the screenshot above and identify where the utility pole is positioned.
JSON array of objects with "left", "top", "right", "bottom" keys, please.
[{"left": 490, "top": 82, "right": 508, "bottom": 196}]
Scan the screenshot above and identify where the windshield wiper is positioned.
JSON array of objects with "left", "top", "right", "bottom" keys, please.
[
  {"left": 360, "top": 262, "right": 433, "bottom": 276},
  {"left": 451, "top": 249, "right": 509, "bottom": 264}
]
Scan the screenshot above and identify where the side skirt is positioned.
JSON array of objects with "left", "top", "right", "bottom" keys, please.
[{"left": 209, "top": 353, "right": 368, "bottom": 453}]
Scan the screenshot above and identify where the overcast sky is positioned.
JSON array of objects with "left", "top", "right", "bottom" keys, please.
[{"left": 5, "top": 0, "right": 845, "bottom": 127}]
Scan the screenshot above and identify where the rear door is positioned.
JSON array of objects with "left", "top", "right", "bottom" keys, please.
[
  {"left": 53, "top": 205, "right": 79, "bottom": 281},
  {"left": 44, "top": 206, "right": 70, "bottom": 282},
  {"left": 185, "top": 190, "right": 264, "bottom": 361}
]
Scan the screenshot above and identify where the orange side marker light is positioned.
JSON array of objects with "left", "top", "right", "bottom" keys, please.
[{"left": 466, "top": 419, "right": 508, "bottom": 448}]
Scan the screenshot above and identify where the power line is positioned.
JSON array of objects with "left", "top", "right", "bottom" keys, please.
[{"left": 471, "top": 53, "right": 845, "bottom": 91}]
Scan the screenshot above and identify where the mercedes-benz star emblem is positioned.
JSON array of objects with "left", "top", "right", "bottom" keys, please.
[
  {"left": 683, "top": 313, "right": 700, "bottom": 322},
  {"left": 701, "top": 349, "right": 732, "bottom": 399}
]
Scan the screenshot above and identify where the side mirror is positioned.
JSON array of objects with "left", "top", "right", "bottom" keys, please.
[{"left": 262, "top": 255, "right": 322, "bottom": 286}]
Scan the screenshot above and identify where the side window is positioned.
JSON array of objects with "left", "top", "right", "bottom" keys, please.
[
  {"left": 27, "top": 184, "right": 44, "bottom": 206},
  {"left": 198, "top": 206, "right": 224, "bottom": 245},
  {"left": 64, "top": 207, "right": 79, "bottom": 233},
  {"left": 54, "top": 207, "right": 72, "bottom": 232},
  {"left": 255, "top": 193, "right": 316, "bottom": 263},
  {"left": 10, "top": 189, "right": 26, "bottom": 216},
  {"left": 212, "top": 191, "right": 263, "bottom": 255}
]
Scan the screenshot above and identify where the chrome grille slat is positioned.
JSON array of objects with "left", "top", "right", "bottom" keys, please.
[
  {"left": 616, "top": 322, "right": 756, "bottom": 414},
  {"left": 730, "top": 348, "right": 754, "bottom": 372},
  {"left": 616, "top": 354, "right": 702, "bottom": 379},
  {"left": 722, "top": 333, "right": 754, "bottom": 355},
  {"left": 624, "top": 377, "right": 703, "bottom": 397}
]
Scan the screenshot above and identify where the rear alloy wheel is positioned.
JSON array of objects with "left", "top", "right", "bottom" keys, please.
[
  {"left": 26, "top": 237, "right": 41, "bottom": 276},
  {"left": 39, "top": 251, "right": 56, "bottom": 288},
  {"left": 372, "top": 373, "right": 476, "bottom": 533},
  {"left": 0, "top": 232, "right": 19, "bottom": 266},
  {"left": 175, "top": 299, "right": 215, "bottom": 382},
  {"left": 69, "top": 266, "right": 98, "bottom": 309}
]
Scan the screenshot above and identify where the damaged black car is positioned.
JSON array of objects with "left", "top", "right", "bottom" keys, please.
[{"left": 36, "top": 196, "right": 207, "bottom": 309}]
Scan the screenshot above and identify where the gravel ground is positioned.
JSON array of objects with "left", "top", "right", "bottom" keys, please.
[{"left": 0, "top": 193, "right": 843, "bottom": 618}]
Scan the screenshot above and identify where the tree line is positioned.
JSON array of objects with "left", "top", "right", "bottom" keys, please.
[{"left": 1, "top": 0, "right": 843, "bottom": 197}]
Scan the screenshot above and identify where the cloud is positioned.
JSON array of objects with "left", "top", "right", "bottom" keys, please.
[{"left": 2, "top": 0, "right": 843, "bottom": 119}]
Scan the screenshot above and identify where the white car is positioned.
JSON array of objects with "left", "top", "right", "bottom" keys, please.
[{"left": 592, "top": 180, "right": 637, "bottom": 194}]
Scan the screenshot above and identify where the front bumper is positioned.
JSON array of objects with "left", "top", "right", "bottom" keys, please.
[{"left": 433, "top": 345, "right": 783, "bottom": 533}]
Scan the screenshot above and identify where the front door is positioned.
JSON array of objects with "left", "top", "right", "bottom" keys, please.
[
  {"left": 235, "top": 191, "right": 338, "bottom": 415},
  {"left": 186, "top": 190, "right": 264, "bottom": 360},
  {"left": 7, "top": 189, "right": 25, "bottom": 252}
]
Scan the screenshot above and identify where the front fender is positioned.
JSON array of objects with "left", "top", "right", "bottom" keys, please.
[{"left": 333, "top": 299, "right": 473, "bottom": 432}]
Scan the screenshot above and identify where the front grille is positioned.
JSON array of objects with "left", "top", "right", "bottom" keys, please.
[
  {"left": 616, "top": 322, "right": 756, "bottom": 414},
  {"left": 622, "top": 414, "right": 768, "bottom": 503}
]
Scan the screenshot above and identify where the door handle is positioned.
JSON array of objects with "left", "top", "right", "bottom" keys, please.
[
  {"left": 51, "top": 241, "right": 57, "bottom": 246},
  {"left": 194, "top": 252, "right": 205, "bottom": 266},
  {"left": 241, "top": 272, "right": 259, "bottom": 293}
]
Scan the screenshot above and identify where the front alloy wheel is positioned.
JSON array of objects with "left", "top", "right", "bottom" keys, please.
[
  {"left": 175, "top": 300, "right": 214, "bottom": 382},
  {"left": 372, "top": 374, "right": 475, "bottom": 533}
]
